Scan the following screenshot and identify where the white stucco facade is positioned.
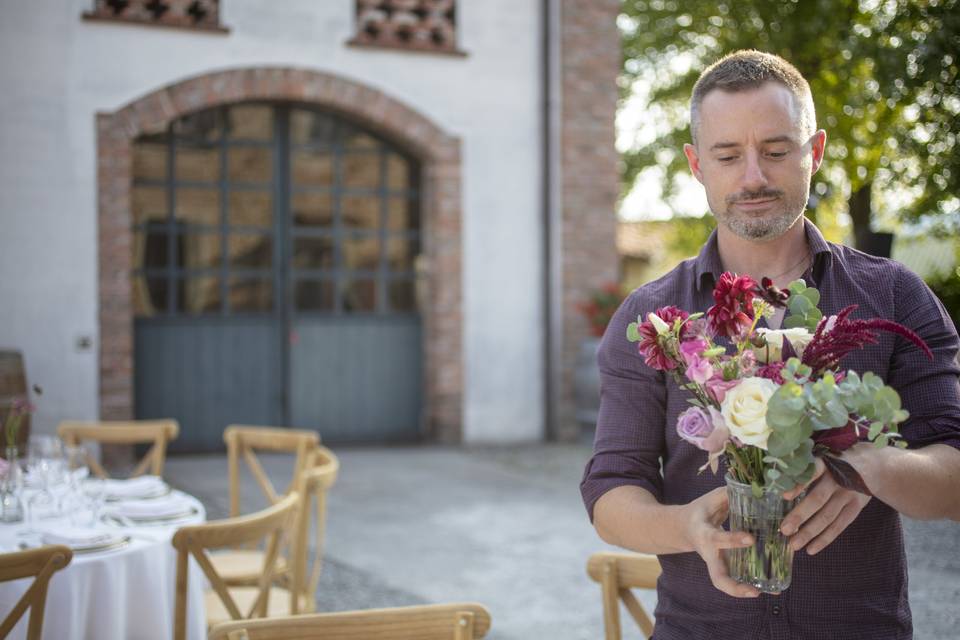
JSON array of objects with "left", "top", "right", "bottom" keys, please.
[{"left": 0, "top": 0, "right": 545, "bottom": 442}]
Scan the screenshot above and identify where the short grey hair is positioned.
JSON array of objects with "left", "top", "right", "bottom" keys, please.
[{"left": 690, "top": 50, "right": 816, "bottom": 145}]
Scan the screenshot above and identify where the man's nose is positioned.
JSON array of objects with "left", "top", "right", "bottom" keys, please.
[{"left": 741, "top": 151, "right": 768, "bottom": 191}]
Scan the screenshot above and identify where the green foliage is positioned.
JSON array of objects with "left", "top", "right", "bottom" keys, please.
[
  {"left": 620, "top": 0, "right": 960, "bottom": 235},
  {"left": 763, "top": 358, "right": 909, "bottom": 493},
  {"left": 782, "top": 280, "right": 823, "bottom": 331},
  {"left": 925, "top": 267, "right": 960, "bottom": 331}
]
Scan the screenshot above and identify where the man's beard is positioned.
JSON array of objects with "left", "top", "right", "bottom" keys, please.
[{"left": 714, "top": 188, "right": 807, "bottom": 241}]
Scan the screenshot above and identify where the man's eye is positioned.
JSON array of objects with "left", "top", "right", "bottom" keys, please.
[
  {"left": 767, "top": 151, "right": 789, "bottom": 158},
  {"left": 717, "top": 156, "right": 737, "bottom": 163}
]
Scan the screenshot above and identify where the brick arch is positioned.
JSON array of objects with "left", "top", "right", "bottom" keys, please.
[{"left": 97, "top": 67, "right": 463, "bottom": 442}]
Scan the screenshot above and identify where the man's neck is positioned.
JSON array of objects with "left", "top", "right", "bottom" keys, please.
[{"left": 715, "top": 219, "right": 810, "bottom": 288}]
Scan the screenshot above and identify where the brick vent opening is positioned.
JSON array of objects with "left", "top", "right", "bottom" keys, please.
[
  {"left": 83, "top": 0, "right": 228, "bottom": 33},
  {"left": 348, "top": 0, "right": 465, "bottom": 56}
]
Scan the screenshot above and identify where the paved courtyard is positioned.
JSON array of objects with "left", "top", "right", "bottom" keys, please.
[{"left": 168, "top": 443, "right": 960, "bottom": 639}]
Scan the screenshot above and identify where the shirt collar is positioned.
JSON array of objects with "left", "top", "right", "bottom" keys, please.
[{"left": 694, "top": 217, "right": 834, "bottom": 292}]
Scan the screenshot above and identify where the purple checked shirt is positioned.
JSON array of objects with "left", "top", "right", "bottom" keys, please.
[{"left": 581, "top": 219, "right": 960, "bottom": 640}]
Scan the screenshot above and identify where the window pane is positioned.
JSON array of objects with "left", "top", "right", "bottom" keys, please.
[
  {"left": 291, "top": 192, "right": 333, "bottom": 228},
  {"left": 343, "top": 233, "right": 380, "bottom": 271},
  {"left": 386, "top": 235, "right": 418, "bottom": 271},
  {"left": 290, "top": 110, "right": 337, "bottom": 146},
  {"left": 134, "top": 275, "right": 167, "bottom": 316},
  {"left": 132, "top": 186, "right": 168, "bottom": 226},
  {"left": 134, "top": 226, "right": 171, "bottom": 269},
  {"left": 295, "top": 280, "right": 334, "bottom": 311},
  {"left": 229, "top": 191, "right": 272, "bottom": 227},
  {"left": 133, "top": 143, "right": 167, "bottom": 181},
  {"left": 177, "top": 276, "right": 220, "bottom": 314},
  {"left": 291, "top": 150, "right": 333, "bottom": 187},
  {"left": 292, "top": 237, "right": 334, "bottom": 269},
  {"left": 387, "top": 197, "right": 419, "bottom": 231},
  {"left": 386, "top": 152, "right": 413, "bottom": 190},
  {"left": 229, "top": 278, "right": 272, "bottom": 312},
  {"left": 388, "top": 279, "right": 418, "bottom": 312},
  {"left": 175, "top": 144, "right": 220, "bottom": 182},
  {"left": 229, "top": 234, "right": 272, "bottom": 269},
  {"left": 342, "top": 196, "right": 379, "bottom": 229},
  {"left": 343, "top": 278, "right": 376, "bottom": 312},
  {"left": 226, "top": 105, "right": 272, "bottom": 142},
  {"left": 174, "top": 110, "right": 222, "bottom": 144},
  {"left": 342, "top": 127, "right": 378, "bottom": 150},
  {"left": 175, "top": 189, "right": 220, "bottom": 226},
  {"left": 228, "top": 147, "right": 272, "bottom": 184},
  {"left": 179, "top": 232, "right": 221, "bottom": 270},
  {"left": 343, "top": 153, "right": 380, "bottom": 189}
]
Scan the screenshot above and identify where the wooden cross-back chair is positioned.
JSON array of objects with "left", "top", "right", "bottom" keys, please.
[
  {"left": 286, "top": 445, "right": 339, "bottom": 614},
  {"left": 214, "top": 425, "right": 320, "bottom": 588},
  {"left": 586, "top": 551, "right": 662, "bottom": 640},
  {"left": 57, "top": 419, "right": 179, "bottom": 479},
  {"left": 172, "top": 492, "right": 300, "bottom": 640},
  {"left": 0, "top": 545, "right": 73, "bottom": 640},
  {"left": 208, "top": 603, "right": 493, "bottom": 640}
]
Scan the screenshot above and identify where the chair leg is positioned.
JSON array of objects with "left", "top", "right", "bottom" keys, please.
[{"left": 600, "top": 559, "right": 622, "bottom": 640}]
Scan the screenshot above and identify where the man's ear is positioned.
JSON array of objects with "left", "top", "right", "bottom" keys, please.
[
  {"left": 684, "top": 143, "right": 704, "bottom": 184},
  {"left": 810, "top": 129, "right": 827, "bottom": 175}
]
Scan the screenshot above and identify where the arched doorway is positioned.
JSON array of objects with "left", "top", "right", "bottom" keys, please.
[
  {"left": 97, "top": 68, "right": 463, "bottom": 448},
  {"left": 131, "top": 103, "right": 422, "bottom": 450}
]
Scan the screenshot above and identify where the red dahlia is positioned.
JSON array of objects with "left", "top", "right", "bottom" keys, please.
[
  {"left": 637, "top": 306, "right": 689, "bottom": 371},
  {"left": 707, "top": 273, "right": 758, "bottom": 338}
]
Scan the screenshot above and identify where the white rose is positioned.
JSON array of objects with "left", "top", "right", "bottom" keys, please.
[
  {"left": 720, "top": 377, "right": 778, "bottom": 450},
  {"left": 754, "top": 327, "right": 814, "bottom": 363}
]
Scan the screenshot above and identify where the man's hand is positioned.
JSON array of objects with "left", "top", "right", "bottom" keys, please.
[
  {"left": 780, "top": 457, "right": 871, "bottom": 555},
  {"left": 684, "top": 487, "right": 761, "bottom": 598}
]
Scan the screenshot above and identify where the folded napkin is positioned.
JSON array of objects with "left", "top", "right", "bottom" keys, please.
[
  {"left": 101, "top": 475, "right": 168, "bottom": 499},
  {"left": 39, "top": 526, "right": 117, "bottom": 548},
  {"left": 104, "top": 494, "right": 194, "bottom": 520}
]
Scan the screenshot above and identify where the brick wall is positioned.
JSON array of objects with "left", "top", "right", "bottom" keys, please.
[
  {"left": 97, "top": 67, "right": 463, "bottom": 442},
  {"left": 558, "top": 0, "right": 621, "bottom": 439}
]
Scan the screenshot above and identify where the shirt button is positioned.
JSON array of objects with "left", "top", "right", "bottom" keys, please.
[{"left": 772, "top": 604, "right": 782, "bottom": 616}]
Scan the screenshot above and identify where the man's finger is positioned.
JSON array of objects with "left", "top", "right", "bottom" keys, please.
[
  {"left": 805, "top": 499, "right": 862, "bottom": 555},
  {"left": 711, "top": 530, "right": 755, "bottom": 550},
  {"left": 783, "top": 458, "right": 826, "bottom": 500},
  {"left": 703, "top": 549, "right": 760, "bottom": 598},
  {"left": 788, "top": 494, "right": 847, "bottom": 551},
  {"left": 781, "top": 476, "right": 833, "bottom": 536}
]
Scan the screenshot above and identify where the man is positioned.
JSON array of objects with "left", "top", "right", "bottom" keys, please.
[{"left": 581, "top": 50, "right": 960, "bottom": 639}]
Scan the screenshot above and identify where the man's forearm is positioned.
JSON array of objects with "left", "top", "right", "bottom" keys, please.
[
  {"left": 844, "top": 442, "right": 960, "bottom": 521},
  {"left": 593, "top": 485, "right": 696, "bottom": 554}
]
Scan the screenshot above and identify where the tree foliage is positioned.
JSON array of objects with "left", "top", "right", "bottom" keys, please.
[{"left": 620, "top": 0, "right": 960, "bottom": 242}]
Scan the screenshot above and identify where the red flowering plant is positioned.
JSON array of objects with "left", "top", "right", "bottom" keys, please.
[
  {"left": 626, "top": 273, "right": 932, "bottom": 592},
  {"left": 578, "top": 283, "right": 627, "bottom": 337}
]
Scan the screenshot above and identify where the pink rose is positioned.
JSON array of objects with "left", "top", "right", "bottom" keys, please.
[
  {"left": 679, "top": 338, "right": 709, "bottom": 364},
  {"left": 705, "top": 377, "right": 739, "bottom": 404},
  {"left": 684, "top": 354, "right": 714, "bottom": 385}
]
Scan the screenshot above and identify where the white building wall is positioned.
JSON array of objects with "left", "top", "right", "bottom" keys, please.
[{"left": 0, "top": 0, "right": 545, "bottom": 442}]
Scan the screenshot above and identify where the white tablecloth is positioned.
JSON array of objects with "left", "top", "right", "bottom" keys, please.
[{"left": 0, "top": 490, "right": 207, "bottom": 640}]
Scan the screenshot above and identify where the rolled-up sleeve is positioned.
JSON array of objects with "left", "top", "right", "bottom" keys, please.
[
  {"left": 890, "top": 266, "right": 960, "bottom": 451},
  {"left": 580, "top": 290, "right": 668, "bottom": 521}
]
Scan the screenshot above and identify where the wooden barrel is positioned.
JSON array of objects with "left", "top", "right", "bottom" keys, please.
[{"left": 0, "top": 351, "right": 32, "bottom": 454}]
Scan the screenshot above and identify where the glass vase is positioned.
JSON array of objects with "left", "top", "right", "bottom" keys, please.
[
  {"left": 0, "top": 445, "right": 24, "bottom": 523},
  {"left": 725, "top": 474, "right": 803, "bottom": 594}
]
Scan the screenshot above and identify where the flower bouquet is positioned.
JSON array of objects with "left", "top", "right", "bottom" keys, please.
[{"left": 627, "top": 273, "right": 932, "bottom": 592}]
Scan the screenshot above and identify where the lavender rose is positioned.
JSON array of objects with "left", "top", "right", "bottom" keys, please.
[{"left": 676, "top": 406, "right": 729, "bottom": 454}]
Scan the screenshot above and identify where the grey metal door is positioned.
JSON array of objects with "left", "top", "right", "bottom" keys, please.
[{"left": 132, "top": 104, "right": 422, "bottom": 450}]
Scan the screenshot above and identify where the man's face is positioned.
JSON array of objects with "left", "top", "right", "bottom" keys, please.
[{"left": 684, "top": 82, "right": 826, "bottom": 241}]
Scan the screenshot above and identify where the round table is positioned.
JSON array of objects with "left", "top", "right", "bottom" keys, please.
[{"left": 0, "top": 490, "right": 207, "bottom": 640}]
